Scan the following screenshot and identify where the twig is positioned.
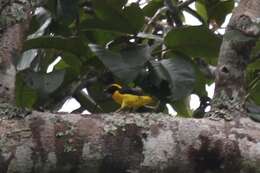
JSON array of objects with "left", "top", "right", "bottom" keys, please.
[
  {"left": 143, "top": 7, "right": 168, "bottom": 33},
  {"left": 194, "top": 57, "right": 216, "bottom": 79},
  {"left": 183, "top": 6, "right": 206, "bottom": 25},
  {"left": 164, "top": 0, "right": 182, "bottom": 27},
  {"left": 178, "top": 0, "right": 196, "bottom": 9}
]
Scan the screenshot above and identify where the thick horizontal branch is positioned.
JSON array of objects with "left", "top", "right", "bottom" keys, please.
[{"left": 0, "top": 112, "right": 260, "bottom": 173}]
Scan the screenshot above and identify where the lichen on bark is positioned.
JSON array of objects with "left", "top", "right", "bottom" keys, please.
[{"left": 209, "top": 1, "right": 260, "bottom": 120}]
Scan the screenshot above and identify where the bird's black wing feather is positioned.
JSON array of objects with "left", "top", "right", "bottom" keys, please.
[{"left": 119, "top": 87, "right": 144, "bottom": 96}]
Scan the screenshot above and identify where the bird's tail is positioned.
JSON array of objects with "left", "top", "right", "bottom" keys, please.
[{"left": 141, "top": 96, "right": 154, "bottom": 105}]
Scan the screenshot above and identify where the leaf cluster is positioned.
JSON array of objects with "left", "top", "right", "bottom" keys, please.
[{"left": 16, "top": 0, "right": 260, "bottom": 116}]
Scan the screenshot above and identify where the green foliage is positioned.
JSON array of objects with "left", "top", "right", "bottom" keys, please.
[
  {"left": 23, "top": 36, "right": 89, "bottom": 57},
  {"left": 195, "top": 0, "right": 234, "bottom": 26},
  {"left": 150, "top": 54, "right": 196, "bottom": 101},
  {"left": 16, "top": 74, "right": 38, "bottom": 108},
  {"left": 143, "top": 0, "right": 164, "bottom": 17},
  {"left": 81, "top": 1, "right": 144, "bottom": 34},
  {"left": 165, "top": 26, "right": 221, "bottom": 61},
  {"left": 17, "top": 0, "right": 249, "bottom": 116},
  {"left": 89, "top": 44, "right": 150, "bottom": 83}
]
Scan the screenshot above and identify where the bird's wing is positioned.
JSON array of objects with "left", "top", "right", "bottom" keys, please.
[{"left": 119, "top": 87, "right": 144, "bottom": 96}]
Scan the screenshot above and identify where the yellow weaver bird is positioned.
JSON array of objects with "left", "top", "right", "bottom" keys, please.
[{"left": 104, "top": 83, "right": 155, "bottom": 112}]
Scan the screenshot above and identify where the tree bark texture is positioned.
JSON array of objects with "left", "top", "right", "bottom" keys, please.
[
  {"left": 0, "top": 0, "right": 32, "bottom": 104},
  {"left": 210, "top": 0, "right": 260, "bottom": 119},
  {"left": 1, "top": 113, "right": 260, "bottom": 173}
]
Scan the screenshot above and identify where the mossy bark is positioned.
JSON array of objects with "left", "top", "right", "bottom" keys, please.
[
  {"left": 209, "top": 0, "right": 260, "bottom": 119},
  {"left": 1, "top": 113, "right": 260, "bottom": 173}
]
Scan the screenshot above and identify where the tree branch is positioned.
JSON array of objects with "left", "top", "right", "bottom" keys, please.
[
  {"left": 164, "top": 0, "right": 182, "bottom": 27},
  {"left": 0, "top": 112, "right": 260, "bottom": 172},
  {"left": 178, "top": 0, "right": 196, "bottom": 9},
  {"left": 208, "top": 0, "right": 260, "bottom": 120}
]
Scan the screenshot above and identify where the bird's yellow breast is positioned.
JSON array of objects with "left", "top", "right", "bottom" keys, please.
[{"left": 112, "top": 91, "right": 153, "bottom": 108}]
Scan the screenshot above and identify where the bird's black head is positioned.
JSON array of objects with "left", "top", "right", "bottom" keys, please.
[{"left": 104, "top": 84, "right": 122, "bottom": 96}]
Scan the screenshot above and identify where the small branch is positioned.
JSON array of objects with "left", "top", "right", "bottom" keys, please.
[
  {"left": 73, "top": 90, "right": 103, "bottom": 113},
  {"left": 183, "top": 6, "right": 206, "bottom": 25},
  {"left": 194, "top": 58, "right": 216, "bottom": 79},
  {"left": 43, "top": 74, "right": 98, "bottom": 111},
  {"left": 143, "top": 0, "right": 197, "bottom": 32},
  {"left": 178, "top": 0, "right": 196, "bottom": 9},
  {"left": 143, "top": 7, "right": 168, "bottom": 33},
  {"left": 71, "top": 106, "right": 86, "bottom": 114},
  {"left": 164, "top": 0, "right": 182, "bottom": 27}
]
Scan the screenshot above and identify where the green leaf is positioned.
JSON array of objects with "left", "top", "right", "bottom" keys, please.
[
  {"left": 249, "top": 80, "right": 260, "bottom": 105},
  {"left": 207, "top": 0, "right": 234, "bottom": 26},
  {"left": 89, "top": 44, "right": 150, "bottom": 83},
  {"left": 23, "top": 36, "right": 89, "bottom": 57},
  {"left": 143, "top": 0, "right": 163, "bottom": 17},
  {"left": 149, "top": 54, "right": 196, "bottom": 101},
  {"left": 61, "top": 53, "right": 82, "bottom": 73},
  {"left": 171, "top": 98, "right": 191, "bottom": 117},
  {"left": 249, "top": 41, "right": 260, "bottom": 70},
  {"left": 165, "top": 26, "right": 221, "bottom": 60},
  {"left": 81, "top": 3, "right": 144, "bottom": 34},
  {"left": 161, "top": 56, "right": 196, "bottom": 100},
  {"left": 195, "top": 0, "right": 208, "bottom": 23},
  {"left": 195, "top": 0, "right": 234, "bottom": 26},
  {"left": 21, "top": 69, "right": 65, "bottom": 98},
  {"left": 15, "top": 73, "right": 38, "bottom": 108},
  {"left": 84, "top": 30, "right": 119, "bottom": 45}
]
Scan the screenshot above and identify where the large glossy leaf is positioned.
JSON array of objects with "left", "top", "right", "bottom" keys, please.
[
  {"left": 21, "top": 69, "right": 65, "bottom": 98},
  {"left": 165, "top": 26, "right": 221, "bottom": 60},
  {"left": 23, "top": 36, "right": 89, "bottom": 57},
  {"left": 89, "top": 44, "right": 150, "bottom": 83},
  {"left": 149, "top": 54, "right": 196, "bottom": 101},
  {"left": 161, "top": 57, "right": 196, "bottom": 100},
  {"left": 81, "top": 3, "right": 144, "bottom": 34}
]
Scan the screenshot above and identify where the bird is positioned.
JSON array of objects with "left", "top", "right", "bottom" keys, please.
[{"left": 104, "top": 83, "right": 155, "bottom": 112}]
